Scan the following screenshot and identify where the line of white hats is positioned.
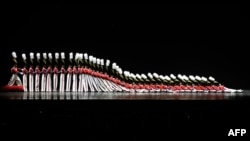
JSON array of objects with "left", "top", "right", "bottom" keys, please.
[{"left": 12, "top": 51, "right": 217, "bottom": 82}]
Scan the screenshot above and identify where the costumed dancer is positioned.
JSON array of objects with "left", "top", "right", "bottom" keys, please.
[
  {"left": 108, "top": 63, "right": 122, "bottom": 92},
  {"left": 53, "top": 65, "right": 59, "bottom": 91},
  {"left": 141, "top": 73, "right": 151, "bottom": 92},
  {"left": 85, "top": 56, "right": 95, "bottom": 92},
  {"left": 41, "top": 53, "right": 47, "bottom": 91},
  {"left": 90, "top": 57, "right": 102, "bottom": 92},
  {"left": 147, "top": 72, "right": 156, "bottom": 92},
  {"left": 46, "top": 65, "right": 52, "bottom": 92},
  {"left": 59, "top": 52, "right": 66, "bottom": 92},
  {"left": 22, "top": 66, "right": 28, "bottom": 92},
  {"left": 97, "top": 59, "right": 113, "bottom": 91},
  {"left": 82, "top": 53, "right": 89, "bottom": 92},
  {"left": 8, "top": 52, "right": 22, "bottom": 86},
  {"left": 116, "top": 68, "right": 129, "bottom": 92},
  {"left": 8, "top": 64, "right": 22, "bottom": 86},
  {"left": 35, "top": 65, "right": 41, "bottom": 92},
  {"left": 8, "top": 52, "right": 22, "bottom": 85},
  {"left": 21, "top": 53, "right": 28, "bottom": 90},
  {"left": 94, "top": 58, "right": 109, "bottom": 92},
  {"left": 29, "top": 65, "right": 34, "bottom": 92},
  {"left": 179, "top": 74, "right": 193, "bottom": 92},
  {"left": 35, "top": 53, "right": 41, "bottom": 92},
  {"left": 101, "top": 59, "right": 116, "bottom": 91},
  {"left": 66, "top": 65, "right": 72, "bottom": 91},
  {"left": 134, "top": 73, "right": 144, "bottom": 93},
  {"left": 72, "top": 53, "right": 79, "bottom": 92},
  {"left": 46, "top": 53, "right": 53, "bottom": 92},
  {"left": 189, "top": 75, "right": 198, "bottom": 93},
  {"left": 60, "top": 65, "right": 66, "bottom": 92},
  {"left": 66, "top": 52, "right": 73, "bottom": 91},
  {"left": 92, "top": 58, "right": 106, "bottom": 92},
  {"left": 28, "top": 52, "right": 35, "bottom": 91},
  {"left": 20, "top": 53, "right": 29, "bottom": 91},
  {"left": 77, "top": 53, "right": 83, "bottom": 92},
  {"left": 123, "top": 71, "right": 132, "bottom": 91},
  {"left": 53, "top": 52, "right": 59, "bottom": 91},
  {"left": 41, "top": 65, "right": 47, "bottom": 91}
]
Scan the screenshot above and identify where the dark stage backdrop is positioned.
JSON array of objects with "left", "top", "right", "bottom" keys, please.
[{"left": 3, "top": 1, "right": 250, "bottom": 89}]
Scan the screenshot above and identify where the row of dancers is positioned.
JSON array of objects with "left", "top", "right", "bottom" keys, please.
[
  {"left": 7, "top": 51, "right": 243, "bottom": 93},
  {"left": 8, "top": 64, "right": 242, "bottom": 93}
]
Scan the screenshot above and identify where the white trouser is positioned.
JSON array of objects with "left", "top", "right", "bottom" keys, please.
[
  {"left": 41, "top": 74, "right": 46, "bottom": 92},
  {"left": 86, "top": 75, "right": 95, "bottom": 92},
  {"left": 72, "top": 74, "right": 77, "bottom": 92},
  {"left": 78, "top": 74, "right": 83, "bottom": 92},
  {"left": 82, "top": 74, "right": 88, "bottom": 92},
  {"left": 8, "top": 74, "right": 22, "bottom": 86},
  {"left": 29, "top": 74, "right": 34, "bottom": 92},
  {"left": 46, "top": 74, "right": 52, "bottom": 92},
  {"left": 35, "top": 74, "right": 40, "bottom": 92},
  {"left": 53, "top": 74, "right": 58, "bottom": 91},
  {"left": 66, "top": 74, "right": 72, "bottom": 91},
  {"left": 59, "top": 74, "right": 65, "bottom": 92},
  {"left": 23, "top": 74, "right": 28, "bottom": 92}
]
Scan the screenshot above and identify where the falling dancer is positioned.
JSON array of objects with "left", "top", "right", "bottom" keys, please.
[{"left": 8, "top": 65, "right": 22, "bottom": 86}]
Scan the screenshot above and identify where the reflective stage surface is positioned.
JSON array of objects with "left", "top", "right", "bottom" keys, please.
[
  {"left": 1, "top": 90, "right": 250, "bottom": 100},
  {"left": 1, "top": 91, "right": 250, "bottom": 139}
]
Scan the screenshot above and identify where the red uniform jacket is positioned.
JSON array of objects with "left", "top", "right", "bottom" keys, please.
[{"left": 11, "top": 67, "right": 18, "bottom": 74}]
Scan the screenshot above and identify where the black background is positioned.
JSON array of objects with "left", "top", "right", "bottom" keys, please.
[
  {"left": 3, "top": 1, "right": 250, "bottom": 89},
  {"left": 2, "top": 1, "right": 250, "bottom": 139}
]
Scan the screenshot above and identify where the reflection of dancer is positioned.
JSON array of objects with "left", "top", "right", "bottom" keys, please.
[
  {"left": 46, "top": 66, "right": 52, "bottom": 92},
  {"left": 59, "top": 65, "right": 66, "bottom": 92},
  {"left": 66, "top": 65, "right": 72, "bottom": 91},
  {"left": 29, "top": 66, "right": 34, "bottom": 92},
  {"left": 35, "top": 65, "right": 41, "bottom": 92},
  {"left": 22, "top": 66, "right": 28, "bottom": 92},
  {"left": 41, "top": 66, "right": 47, "bottom": 91},
  {"left": 53, "top": 65, "right": 59, "bottom": 91},
  {"left": 8, "top": 65, "right": 22, "bottom": 86}
]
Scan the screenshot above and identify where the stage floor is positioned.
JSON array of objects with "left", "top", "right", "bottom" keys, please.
[
  {"left": 0, "top": 91, "right": 250, "bottom": 138},
  {"left": 0, "top": 90, "right": 250, "bottom": 100}
]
